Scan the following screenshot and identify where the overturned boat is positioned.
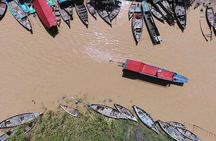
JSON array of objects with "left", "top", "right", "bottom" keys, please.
[
  {"left": 60, "top": 104, "right": 79, "bottom": 117},
  {"left": 128, "top": 1, "right": 136, "bottom": 20},
  {"left": 114, "top": 104, "right": 137, "bottom": 122},
  {"left": 174, "top": 0, "right": 187, "bottom": 31},
  {"left": 142, "top": 0, "right": 161, "bottom": 45},
  {"left": 122, "top": 59, "right": 188, "bottom": 84},
  {"left": 132, "top": 3, "right": 143, "bottom": 44},
  {"left": 133, "top": 105, "right": 159, "bottom": 134},
  {"left": 157, "top": 120, "right": 188, "bottom": 141},
  {"left": 0, "top": 112, "right": 41, "bottom": 129},
  {"left": 89, "top": 104, "right": 126, "bottom": 119}
]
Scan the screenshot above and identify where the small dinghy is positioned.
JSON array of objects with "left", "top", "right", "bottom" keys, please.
[
  {"left": 150, "top": 7, "right": 164, "bottom": 23},
  {"left": 157, "top": 120, "right": 188, "bottom": 141},
  {"left": 128, "top": 1, "right": 136, "bottom": 20},
  {"left": 174, "top": 0, "right": 187, "bottom": 31},
  {"left": 86, "top": 0, "right": 96, "bottom": 19},
  {"left": 0, "top": 112, "right": 41, "bottom": 129},
  {"left": 5, "top": 0, "right": 32, "bottom": 32},
  {"left": 177, "top": 127, "right": 201, "bottom": 141},
  {"left": 133, "top": 105, "right": 159, "bottom": 134},
  {"left": 89, "top": 104, "right": 126, "bottom": 119},
  {"left": 75, "top": 0, "right": 88, "bottom": 27},
  {"left": 168, "top": 121, "right": 185, "bottom": 128},
  {"left": 0, "top": 2, "right": 7, "bottom": 20},
  {"left": 131, "top": 3, "right": 143, "bottom": 44},
  {"left": 97, "top": 9, "right": 111, "bottom": 26},
  {"left": 114, "top": 104, "right": 137, "bottom": 122},
  {"left": 109, "top": 0, "right": 121, "bottom": 21},
  {"left": 60, "top": 104, "right": 79, "bottom": 117}
]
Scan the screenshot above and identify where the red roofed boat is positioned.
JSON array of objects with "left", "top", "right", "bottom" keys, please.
[
  {"left": 33, "top": 0, "right": 57, "bottom": 29},
  {"left": 122, "top": 59, "right": 188, "bottom": 84}
]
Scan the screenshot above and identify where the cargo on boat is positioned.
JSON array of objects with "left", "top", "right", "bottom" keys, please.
[
  {"left": 142, "top": 0, "right": 161, "bottom": 45},
  {"left": 122, "top": 59, "right": 188, "bottom": 84},
  {"left": 33, "top": 0, "right": 57, "bottom": 29}
]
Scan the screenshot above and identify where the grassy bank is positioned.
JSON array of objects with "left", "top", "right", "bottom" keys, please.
[{"left": 8, "top": 104, "right": 174, "bottom": 141}]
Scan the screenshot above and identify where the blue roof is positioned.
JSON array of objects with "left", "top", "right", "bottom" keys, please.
[
  {"left": 142, "top": 0, "right": 150, "bottom": 12},
  {"left": 57, "top": 0, "right": 68, "bottom": 4}
]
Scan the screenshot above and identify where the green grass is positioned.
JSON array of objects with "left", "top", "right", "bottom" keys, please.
[{"left": 9, "top": 107, "right": 174, "bottom": 141}]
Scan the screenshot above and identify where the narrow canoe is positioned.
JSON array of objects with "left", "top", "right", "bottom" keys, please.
[
  {"left": 128, "top": 1, "right": 136, "bottom": 20},
  {"left": 0, "top": 2, "right": 7, "bottom": 19},
  {"left": 4, "top": 0, "right": 32, "bottom": 32},
  {"left": 86, "top": 0, "right": 96, "bottom": 19},
  {"left": 109, "top": 0, "right": 121, "bottom": 21},
  {"left": 157, "top": 120, "right": 188, "bottom": 141},
  {"left": 97, "top": 9, "right": 111, "bottom": 26},
  {"left": 122, "top": 59, "right": 188, "bottom": 84},
  {"left": 60, "top": 104, "right": 79, "bottom": 117},
  {"left": 174, "top": 0, "right": 187, "bottom": 31},
  {"left": 0, "top": 112, "right": 41, "bottom": 129},
  {"left": 114, "top": 104, "right": 137, "bottom": 122},
  {"left": 75, "top": 0, "right": 88, "bottom": 27},
  {"left": 177, "top": 127, "right": 201, "bottom": 141},
  {"left": 133, "top": 105, "right": 159, "bottom": 134},
  {"left": 150, "top": 7, "right": 164, "bottom": 23},
  {"left": 131, "top": 3, "right": 143, "bottom": 44},
  {"left": 89, "top": 104, "right": 126, "bottom": 119}
]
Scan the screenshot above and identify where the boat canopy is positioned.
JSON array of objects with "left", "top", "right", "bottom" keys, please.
[
  {"left": 33, "top": 0, "right": 57, "bottom": 29},
  {"left": 142, "top": 0, "right": 150, "bottom": 12},
  {"left": 57, "top": 0, "right": 68, "bottom": 4}
]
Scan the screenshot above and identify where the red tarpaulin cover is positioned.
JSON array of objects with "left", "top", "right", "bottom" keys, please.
[
  {"left": 123, "top": 59, "right": 175, "bottom": 81},
  {"left": 33, "top": 0, "right": 57, "bottom": 29}
]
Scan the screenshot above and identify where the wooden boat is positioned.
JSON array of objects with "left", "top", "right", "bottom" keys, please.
[
  {"left": 109, "top": 0, "right": 121, "bottom": 21},
  {"left": 206, "top": 6, "right": 214, "bottom": 28},
  {"left": 114, "top": 104, "right": 138, "bottom": 122},
  {"left": 177, "top": 127, "right": 201, "bottom": 141},
  {"left": 4, "top": 0, "right": 32, "bottom": 32},
  {"left": 60, "top": 104, "right": 79, "bottom": 117},
  {"left": 33, "top": 0, "right": 57, "bottom": 29},
  {"left": 123, "top": 59, "right": 188, "bottom": 84},
  {"left": 128, "top": 1, "right": 136, "bottom": 20},
  {"left": 133, "top": 105, "right": 159, "bottom": 134},
  {"left": 57, "top": 0, "right": 72, "bottom": 17},
  {"left": 150, "top": 7, "right": 164, "bottom": 23},
  {"left": 142, "top": 0, "right": 161, "bottom": 45},
  {"left": 152, "top": 0, "right": 175, "bottom": 25},
  {"left": 86, "top": 0, "right": 96, "bottom": 19},
  {"left": 174, "top": 0, "right": 187, "bottom": 31},
  {"left": 157, "top": 120, "right": 188, "bottom": 141},
  {"left": 0, "top": 2, "right": 7, "bottom": 20},
  {"left": 0, "top": 122, "right": 36, "bottom": 141},
  {"left": 75, "top": 0, "right": 88, "bottom": 27},
  {"left": 58, "top": 8, "right": 70, "bottom": 27},
  {"left": 132, "top": 3, "right": 143, "bottom": 44},
  {"left": 89, "top": 104, "right": 126, "bottom": 119},
  {"left": 97, "top": 9, "right": 111, "bottom": 26},
  {"left": 168, "top": 121, "right": 185, "bottom": 128},
  {"left": 0, "top": 112, "right": 41, "bottom": 129}
]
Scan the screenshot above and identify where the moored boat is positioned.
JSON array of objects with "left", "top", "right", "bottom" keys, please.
[
  {"left": 97, "top": 9, "right": 111, "bottom": 26},
  {"left": 60, "top": 104, "right": 79, "bottom": 117},
  {"left": 86, "top": 0, "right": 96, "bottom": 19},
  {"left": 131, "top": 3, "right": 143, "bottom": 44},
  {"left": 109, "top": 0, "right": 121, "bottom": 21},
  {"left": 142, "top": 0, "right": 161, "bottom": 45},
  {"left": 128, "top": 1, "right": 136, "bottom": 20},
  {"left": 75, "top": 0, "right": 88, "bottom": 27},
  {"left": 33, "top": 0, "right": 57, "bottom": 29},
  {"left": 57, "top": 0, "right": 72, "bottom": 18},
  {"left": 114, "top": 104, "right": 137, "bottom": 122},
  {"left": 0, "top": 112, "right": 41, "bottom": 129},
  {"left": 133, "top": 105, "right": 159, "bottom": 134},
  {"left": 122, "top": 59, "right": 188, "bottom": 84},
  {"left": 89, "top": 104, "right": 126, "bottom": 119},
  {"left": 177, "top": 127, "right": 201, "bottom": 141},
  {"left": 150, "top": 7, "right": 164, "bottom": 23},
  {"left": 157, "top": 120, "right": 188, "bottom": 141},
  {"left": 58, "top": 7, "right": 70, "bottom": 27},
  {"left": 0, "top": 2, "right": 7, "bottom": 20},
  {"left": 4, "top": 0, "right": 32, "bottom": 32},
  {"left": 174, "top": 0, "right": 187, "bottom": 31}
]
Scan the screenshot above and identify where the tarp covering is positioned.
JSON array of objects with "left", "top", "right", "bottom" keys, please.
[
  {"left": 33, "top": 0, "right": 57, "bottom": 29},
  {"left": 123, "top": 59, "right": 175, "bottom": 81}
]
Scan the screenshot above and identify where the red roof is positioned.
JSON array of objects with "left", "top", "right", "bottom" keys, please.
[
  {"left": 33, "top": 0, "right": 57, "bottom": 29},
  {"left": 123, "top": 59, "right": 174, "bottom": 81}
]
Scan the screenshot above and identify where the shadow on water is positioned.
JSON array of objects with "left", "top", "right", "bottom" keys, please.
[{"left": 122, "top": 70, "right": 184, "bottom": 87}]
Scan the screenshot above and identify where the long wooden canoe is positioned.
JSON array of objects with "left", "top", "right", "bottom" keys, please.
[{"left": 75, "top": 0, "right": 88, "bottom": 27}]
